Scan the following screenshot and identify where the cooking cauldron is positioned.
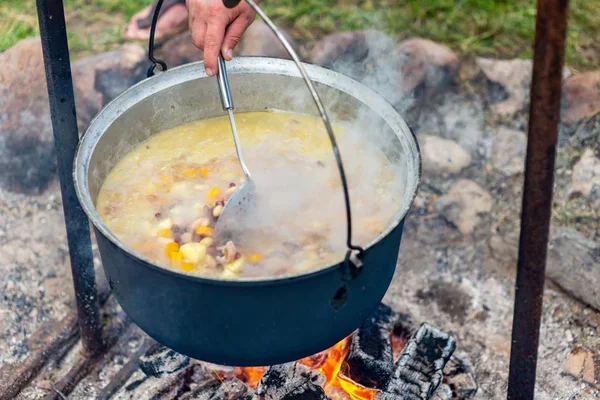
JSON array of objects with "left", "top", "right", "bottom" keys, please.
[{"left": 74, "top": 57, "right": 421, "bottom": 366}]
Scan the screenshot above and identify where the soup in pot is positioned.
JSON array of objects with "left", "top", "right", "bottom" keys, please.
[{"left": 97, "top": 111, "right": 404, "bottom": 279}]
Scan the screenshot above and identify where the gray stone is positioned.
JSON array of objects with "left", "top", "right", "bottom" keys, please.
[
  {"left": 154, "top": 31, "right": 204, "bottom": 69},
  {"left": 237, "top": 20, "right": 297, "bottom": 59},
  {"left": 490, "top": 127, "right": 527, "bottom": 176},
  {"left": 420, "top": 135, "right": 472, "bottom": 175},
  {"left": 0, "top": 40, "right": 147, "bottom": 194},
  {"left": 310, "top": 30, "right": 394, "bottom": 69},
  {"left": 0, "top": 39, "right": 56, "bottom": 194},
  {"left": 396, "top": 38, "right": 460, "bottom": 95},
  {"left": 476, "top": 58, "right": 570, "bottom": 118},
  {"left": 71, "top": 44, "right": 147, "bottom": 128},
  {"left": 547, "top": 228, "right": 600, "bottom": 312},
  {"left": 476, "top": 58, "right": 532, "bottom": 118},
  {"left": 412, "top": 92, "right": 486, "bottom": 154},
  {"left": 433, "top": 179, "right": 493, "bottom": 235},
  {"left": 0, "top": 35, "right": 205, "bottom": 195},
  {"left": 570, "top": 148, "right": 600, "bottom": 199},
  {"left": 562, "top": 71, "right": 600, "bottom": 125}
]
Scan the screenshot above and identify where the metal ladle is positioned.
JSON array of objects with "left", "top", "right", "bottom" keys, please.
[{"left": 213, "top": 54, "right": 255, "bottom": 237}]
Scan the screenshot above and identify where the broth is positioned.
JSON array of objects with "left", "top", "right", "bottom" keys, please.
[{"left": 97, "top": 111, "right": 404, "bottom": 279}]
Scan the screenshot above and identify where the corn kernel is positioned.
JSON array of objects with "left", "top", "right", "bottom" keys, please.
[
  {"left": 181, "top": 262, "right": 195, "bottom": 272},
  {"left": 248, "top": 254, "right": 262, "bottom": 263},
  {"left": 207, "top": 186, "right": 222, "bottom": 201},
  {"left": 157, "top": 228, "right": 171, "bottom": 238},
  {"left": 195, "top": 226, "right": 214, "bottom": 236},
  {"left": 170, "top": 251, "right": 183, "bottom": 268},
  {"left": 182, "top": 168, "right": 197, "bottom": 178},
  {"left": 199, "top": 167, "right": 209, "bottom": 177},
  {"left": 165, "top": 242, "right": 179, "bottom": 257},
  {"left": 160, "top": 175, "right": 171, "bottom": 184}
]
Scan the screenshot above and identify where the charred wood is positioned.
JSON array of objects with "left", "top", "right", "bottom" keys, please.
[
  {"left": 442, "top": 356, "right": 477, "bottom": 399},
  {"left": 182, "top": 376, "right": 254, "bottom": 400},
  {"left": 276, "top": 382, "right": 329, "bottom": 400},
  {"left": 142, "top": 364, "right": 207, "bottom": 400},
  {"left": 344, "top": 303, "right": 395, "bottom": 389},
  {"left": 139, "top": 346, "right": 191, "bottom": 378},
  {"left": 384, "top": 323, "right": 456, "bottom": 400},
  {"left": 256, "top": 362, "right": 326, "bottom": 400},
  {"left": 430, "top": 384, "right": 453, "bottom": 400}
]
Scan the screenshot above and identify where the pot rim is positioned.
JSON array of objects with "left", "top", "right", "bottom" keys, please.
[{"left": 74, "top": 56, "right": 422, "bottom": 285}]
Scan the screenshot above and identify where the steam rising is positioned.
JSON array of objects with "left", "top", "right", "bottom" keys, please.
[{"left": 93, "top": 34, "right": 416, "bottom": 277}]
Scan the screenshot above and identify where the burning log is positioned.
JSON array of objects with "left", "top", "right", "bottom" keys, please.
[
  {"left": 343, "top": 303, "right": 396, "bottom": 389},
  {"left": 383, "top": 323, "right": 456, "bottom": 400},
  {"left": 255, "top": 362, "right": 328, "bottom": 400}
]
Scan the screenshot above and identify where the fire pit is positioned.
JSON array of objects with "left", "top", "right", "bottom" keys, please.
[
  {"left": 21, "top": 0, "right": 571, "bottom": 398},
  {"left": 108, "top": 304, "right": 476, "bottom": 400},
  {"left": 77, "top": 303, "right": 475, "bottom": 399}
]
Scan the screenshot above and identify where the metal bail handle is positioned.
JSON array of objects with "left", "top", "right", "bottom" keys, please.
[
  {"left": 147, "top": 0, "right": 365, "bottom": 268},
  {"left": 243, "top": 0, "right": 365, "bottom": 267},
  {"left": 147, "top": 0, "right": 168, "bottom": 77}
]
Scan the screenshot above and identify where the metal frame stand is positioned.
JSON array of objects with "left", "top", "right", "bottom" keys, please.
[
  {"left": 36, "top": 0, "right": 104, "bottom": 355},
  {"left": 507, "top": 1, "right": 569, "bottom": 398},
  {"left": 34, "top": 0, "right": 570, "bottom": 396}
]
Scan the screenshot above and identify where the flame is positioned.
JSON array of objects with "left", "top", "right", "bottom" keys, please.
[
  {"left": 238, "top": 336, "right": 379, "bottom": 400},
  {"left": 233, "top": 366, "right": 267, "bottom": 389}
]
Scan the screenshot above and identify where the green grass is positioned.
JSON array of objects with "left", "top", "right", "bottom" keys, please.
[{"left": 1, "top": 0, "right": 599, "bottom": 69}]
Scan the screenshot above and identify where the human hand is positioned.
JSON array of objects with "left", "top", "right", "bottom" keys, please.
[{"left": 186, "top": 0, "right": 256, "bottom": 77}]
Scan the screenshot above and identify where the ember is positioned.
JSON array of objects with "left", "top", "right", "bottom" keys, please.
[{"left": 238, "top": 336, "right": 379, "bottom": 400}]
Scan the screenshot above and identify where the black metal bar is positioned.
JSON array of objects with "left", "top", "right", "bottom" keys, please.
[
  {"left": 507, "top": 0, "right": 569, "bottom": 399},
  {"left": 36, "top": 0, "right": 104, "bottom": 355}
]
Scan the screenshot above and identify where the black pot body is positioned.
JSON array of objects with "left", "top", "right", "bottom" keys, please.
[{"left": 96, "top": 220, "right": 404, "bottom": 366}]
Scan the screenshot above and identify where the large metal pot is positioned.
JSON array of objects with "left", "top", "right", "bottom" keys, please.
[{"left": 74, "top": 57, "right": 421, "bottom": 366}]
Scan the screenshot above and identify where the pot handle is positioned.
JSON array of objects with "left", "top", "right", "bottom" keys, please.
[
  {"left": 146, "top": 0, "right": 366, "bottom": 271},
  {"left": 146, "top": 0, "right": 168, "bottom": 77}
]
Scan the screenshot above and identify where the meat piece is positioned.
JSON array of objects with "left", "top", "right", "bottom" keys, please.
[{"left": 217, "top": 241, "right": 238, "bottom": 264}]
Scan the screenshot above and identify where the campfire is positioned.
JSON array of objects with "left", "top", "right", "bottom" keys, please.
[
  {"left": 236, "top": 337, "right": 381, "bottom": 400},
  {"left": 201, "top": 304, "right": 477, "bottom": 400}
]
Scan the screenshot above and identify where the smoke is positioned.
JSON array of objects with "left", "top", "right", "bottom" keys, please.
[{"left": 311, "top": 30, "right": 414, "bottom": 115}]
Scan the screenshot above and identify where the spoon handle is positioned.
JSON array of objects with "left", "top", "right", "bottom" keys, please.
[
  {"left": 215, "top": 55, "right": 251, "bottom": 179},
  {"left": 216, "top": 54, "right": 233, "bottom": 111}
]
